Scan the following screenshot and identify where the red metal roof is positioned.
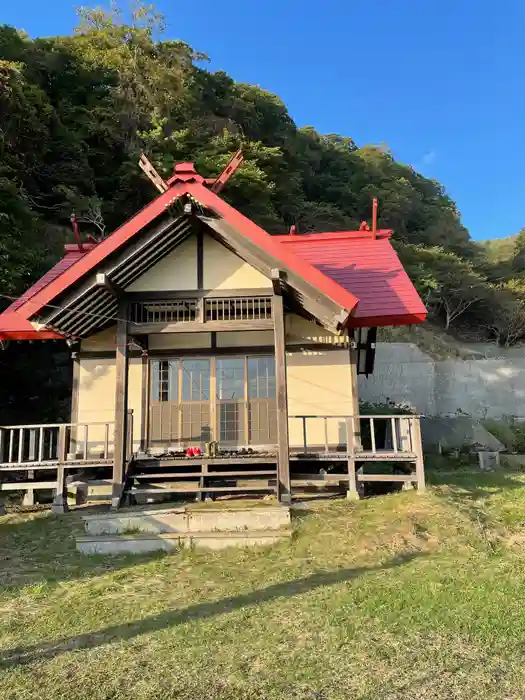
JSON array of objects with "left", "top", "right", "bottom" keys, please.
[
  {"left": 276, "top": 230, "right": 427, "bottom": 326},
  {"left": 3, "top": 180, "right": 359, "bottom": 329},
  {"left": 0, "top": 313, "right": 61, "bottom": 340},
  {"left": 184, "top": 181, "right": 359, "bottom": 314},
  {"left": 5, "top": 245, "right": 95, "bottom": 313},
  {"left": 0, "top": 169, "right": 426, "bottom": 339}
]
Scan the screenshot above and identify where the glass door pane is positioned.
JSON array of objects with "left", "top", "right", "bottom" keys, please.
[
  {"left": 149, "top": 360, "right": 179, "bottom": 445},
  {"left": 217, "top": 358, "right": 245, "bottom": 443},
  {"left": 248, "top": 356, "right": 277, "bottom": 444},
  {"left": 181, "top": 359, "right": 212, "bottom": 444}
]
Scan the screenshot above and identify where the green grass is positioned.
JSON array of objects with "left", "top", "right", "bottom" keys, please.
[{"left": 3, "top": 468, "right": 525, "bottom": 699}]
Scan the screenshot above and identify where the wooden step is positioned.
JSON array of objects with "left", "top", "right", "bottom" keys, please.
[
  {"left": 77, "top": 528, "right": 291, "bottom": 554},
  {"left": 130, "top": 485, "right": 275, "bottom": 495},
  {"left": 292, "top": 473, "right": 349, "bottom": 482},
  {"left": 356, "top": 473, "right": 416, "bottom": 482},
  {"left": 355, "top": 452, "right": 416, "bottom": 462},
  {"left": 132, "top": 470, "right": 277, "bottom": 479},
  {"left": 0, "top": 459, "right": 112, "bottom": 472},
  {"left": 135, "top": 456, "right": 277, "bottom": 468},
  {"left": 0, "top": 481, "right": 57, "bottom": 491}
]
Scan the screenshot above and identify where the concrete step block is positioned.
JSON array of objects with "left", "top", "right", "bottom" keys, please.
[
  {"left": 81, "top": 505, "right": 291, "bottom": 536},
  {"left": 82, "top": 507, "right": 187, "bottom": 536},
  {"left": 76, "top": 528, "right": 292, "bottom": 554},
  {"left": 186, "top": 506, "right": 290, "bottom": 533}
]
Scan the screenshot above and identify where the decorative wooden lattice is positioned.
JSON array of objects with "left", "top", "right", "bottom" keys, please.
[
  {"left": 130, "top": 299, "right": 199, "bottom": 324},
  {"left": 131, "top": 296, "right": 272, "bottom": 324},
  {"left": 204, "top": 297, "right": 272, "bottom": 322}
]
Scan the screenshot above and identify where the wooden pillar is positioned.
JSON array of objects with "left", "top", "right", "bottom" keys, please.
[
  {"left": 349, "top": 344, "right": 362, "bottom": 450},
  {"left": 347, "top": 342, "right": 362, "bottom": 500},
  {"left": 112, "top": 300, "right": 130, "bottom": 509},
  {"left": 139, "top": 345, "right": 149, "bottom": 453},
  {"left": 272, "top": 270, "right": 291, "bottom": 503},
  {"left": 69, "top": 352, "right": 81, "bottom": 455},
  {"left": 346, "top": 417, "right": 359, "bottom": 501}
]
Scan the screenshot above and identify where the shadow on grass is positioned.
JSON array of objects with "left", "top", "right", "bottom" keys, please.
[
  {"left": 0, "top": 551, "right": 423, "bottom": 667},
  {"left": 0, "top": 511, "right": 165, "bottom": 590}
]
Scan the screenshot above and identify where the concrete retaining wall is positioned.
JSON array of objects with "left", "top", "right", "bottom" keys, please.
[{"left": 359, "top": 342, "right": 525, "bottom": 419}]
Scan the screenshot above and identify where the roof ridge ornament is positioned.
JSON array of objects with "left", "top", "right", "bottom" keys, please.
[{"left": 139, "top": 151, "right": 244, "bottom": 194}]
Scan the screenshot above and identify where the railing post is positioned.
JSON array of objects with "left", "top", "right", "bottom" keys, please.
[
  {"left": 28, "top": 429, "right": 37, "bottom": 461},
  {"left": 104, "top": 422, "right": 110, "bottom": 460},
  {"left": 48, "top": 428, "right": 54, "bottom": 461},
  {"left": 18, "top": 428, "right": 24, "bottom": 464},
  {"left": 0, "top": 428, "right": 4, "bottom": 464},
  {"left": 391, "top": 417, "right": 398, "bottom": 453},
  {"left": 51, "top": 463, "right": 69, "bottom": 514},
  {"left": 38, "top": 427, "right": 44, "bottom": 462},
  {"left": 126, "top": 409, "right": 134, "bottom": 462},
  {"left": 369, "top": 417, "right": 376, "bottom": 453},
  {"left": 302, "top": 417, "right": 308, "bottom": 453},
  {"left": 8, "top": 429, "right": 14, "bottom": 464},
  {"left": 412, "top": 417, "right": 425, "bottom": 492},
  {"left": 18, "top": 428, "right": 36, "bottom": 506},
  {"left": 346, "top": 417, "right": 359, "bottom": 501},
  {"left": 58, "top": 425, "right": 68, "bottom": 463}
]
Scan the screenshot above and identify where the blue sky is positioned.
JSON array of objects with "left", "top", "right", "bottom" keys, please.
[{"left": 2, "top": 0, "right": 525, "bottom": 240}]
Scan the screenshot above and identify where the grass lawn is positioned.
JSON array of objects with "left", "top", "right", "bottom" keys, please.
[{"left": 2, "top": 467, "right": 525, "bottom": 699}]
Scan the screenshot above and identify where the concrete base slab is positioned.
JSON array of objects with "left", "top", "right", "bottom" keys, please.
[{"left": 76, "top": 529, "right": 292, "bottom": 554}]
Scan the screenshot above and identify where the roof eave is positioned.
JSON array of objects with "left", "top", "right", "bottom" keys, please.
[{"left": 348, "top": 312, "right": 427, "bottom": 328}]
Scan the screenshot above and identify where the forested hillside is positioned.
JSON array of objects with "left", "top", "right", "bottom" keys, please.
[{"left": 1, "top": 3, "right": 525, "bottom": 418}]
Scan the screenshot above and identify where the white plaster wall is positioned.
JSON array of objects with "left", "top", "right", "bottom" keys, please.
[
  {"left": 287, "top": 348, "right": 354, "bottom": 448},
  {"left": 203, "top": 234, "right": 269, "bottom": 289},
  {"left": 126, "top": 237, "right": 198, "bottom": 291},
  {"left": 76, "top": 357, "right": 143, "bottom": 453}
]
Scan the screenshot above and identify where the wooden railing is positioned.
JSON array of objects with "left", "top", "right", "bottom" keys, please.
[
  {"left": 288, "top": 414, "right": 423, "bottom": 460},
  {"left": 0, "top": 414, "right": 135, "bottom": 511},
  {"left": 0, "top": 421, "right": 116, "bottom": 468},
  {"left": 288, "top": 413, "right": 425, "bottom": 495}
]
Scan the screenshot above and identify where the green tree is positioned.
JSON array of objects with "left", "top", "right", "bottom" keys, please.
[
  {"left": 483, "top": 279, "right": 525, "bottom": 346},
  {"left": 398, "top": 245, "right": 488, "bottom": 330}
]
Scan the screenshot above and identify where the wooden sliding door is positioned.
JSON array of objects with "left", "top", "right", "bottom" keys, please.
[{"left": 149, "top": 355, "right": 276, "bottom": 449}]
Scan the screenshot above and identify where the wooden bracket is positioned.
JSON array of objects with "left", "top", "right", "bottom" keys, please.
[
  {"left": 95, "top": 273, "right": 123, "bottom": 298},
  {"left": 271, "top": 269, "right": 286, "bottom": 296}
]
